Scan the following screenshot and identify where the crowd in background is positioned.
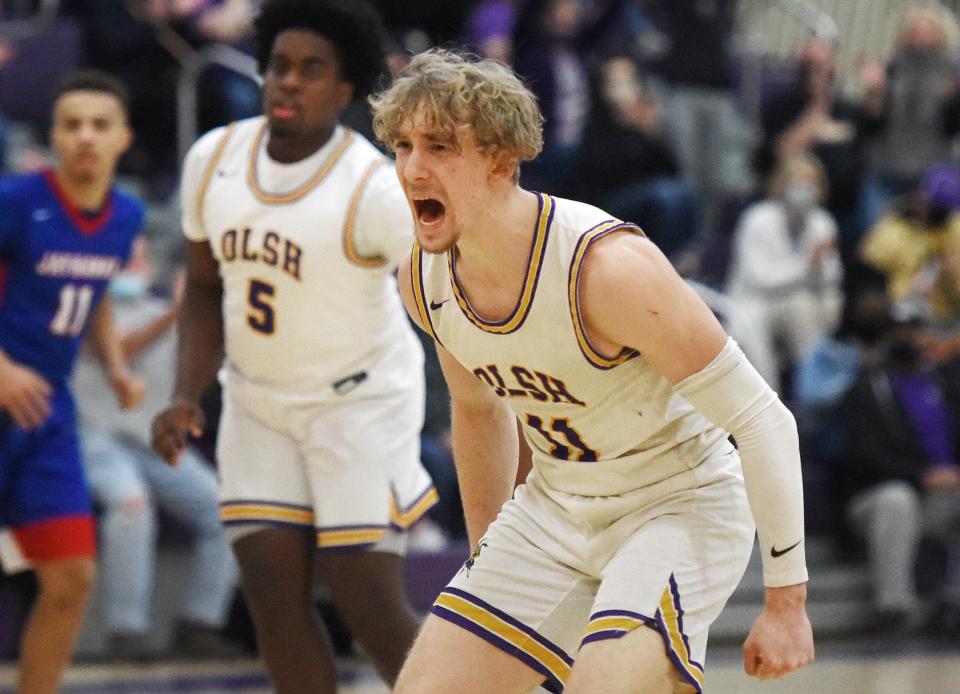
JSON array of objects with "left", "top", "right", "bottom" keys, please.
[{"left": 3, "top": 0, "right": 960, "bottom": 651}]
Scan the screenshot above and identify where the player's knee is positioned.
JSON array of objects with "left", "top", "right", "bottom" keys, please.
[{"left": 38, "top": 560, "right": 96, "bottom": 612}]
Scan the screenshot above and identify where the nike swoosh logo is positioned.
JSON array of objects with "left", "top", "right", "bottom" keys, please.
[
  {"left": 429, "top": 299, "right": 448, "bottom": 310},
  {"left": 770, "top": 540, "right": 802, "bottom": 558}
]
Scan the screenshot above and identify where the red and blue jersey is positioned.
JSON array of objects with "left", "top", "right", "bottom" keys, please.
[
  {"left": 0, "top": 170, "right": 144, "bottom": 566},
  {"left": 0, "top": 170, "right": 145, "bottom": 386}
]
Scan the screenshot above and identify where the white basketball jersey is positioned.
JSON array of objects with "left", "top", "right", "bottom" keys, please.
[
  {"left": 413, "top": 193, "right": 732, "bottom": 511},
  {"left": 181, "top": 117, "right": 421, "bottom": 398}
]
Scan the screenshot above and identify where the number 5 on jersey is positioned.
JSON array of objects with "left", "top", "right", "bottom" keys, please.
[{"left": 247, "top": 278, "right": 275, "bottom": 334}]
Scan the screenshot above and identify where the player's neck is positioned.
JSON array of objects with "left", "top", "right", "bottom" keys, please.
[
  {"left": 51, "top": 168, "right": 111, "bottom": 212},
  {"left": 456, "top": 187, "right": 539, "bottom": 288},
  {"left": 266, "top": 123, "right": 336, "bottom": 164}
]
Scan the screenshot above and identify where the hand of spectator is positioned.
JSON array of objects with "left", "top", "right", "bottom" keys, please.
[
  {"left": 0, "top": 358, "right": 53, "bottom": 430},
  {"left": 195, "top": 1, "right": 253, "bottom": 44},
  {"left": 922, "top": 464, "right": 960, "bottom": 492},
  {"left": 152, "top": 401, "right": 205, "bottom": 466},
  {"left": 743, "top": 584, "right": 815, "bottom": 680},
  {"left": 110, "top": 368, "right": 146, "bottom": 410}
]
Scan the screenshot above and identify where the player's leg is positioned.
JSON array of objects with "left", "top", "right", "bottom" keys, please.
[
  {"left": 305, "top": 385, "right": 434, "bottom": 684},
  {"left": 394, "top": 612, "right": 547, "bottom": 694},
  {"left": 567, "top": 451, "right": 755, "bottom": 694},
  {"left": 18, "top": 556, "right": 96, "bottom": 694},
  {"left": 7, "top": 395, "right": 98, "bottom": 693},
  {"left": 394, "top": 483, "right": 595, "bottom": 693},
  {"left": 564, "top": 626, "right": 694, "bottom": 694},
  {"left": 320, "top": 548, "right": 416, "bottom": 684},
  {"left": 233, "top": 526, "right": 337, "bottom": 693},
  {"left": 216, "top": 390, "right": 337, "bottom": 693}
]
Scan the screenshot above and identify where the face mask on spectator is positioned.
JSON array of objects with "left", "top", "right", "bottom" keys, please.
[
  {"left": 783, "top": 182, "right": 817, "bottom": 216},
  {"left": 899, "top": 44, "right": 942, "bottom": 67},
  {"left": 110, "top": 272, "right": 149, "bottom": 300}
]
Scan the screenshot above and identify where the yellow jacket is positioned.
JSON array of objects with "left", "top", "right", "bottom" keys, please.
[{"left": 860, "top": 213, "right": 960, "bottom": 320}]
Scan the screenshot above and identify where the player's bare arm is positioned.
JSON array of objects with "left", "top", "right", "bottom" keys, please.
[
  {"left": 88, "top": 293, "right": 145, "bottom": 410},
  {"left": 579, "top": 232, "right": 815, "bottom": 679},
  {"left": 399, "top": 253, "right": 518, "bottom": 545},
  {"left": 151, "top": 239, "right": 222, "bottom": 464}
]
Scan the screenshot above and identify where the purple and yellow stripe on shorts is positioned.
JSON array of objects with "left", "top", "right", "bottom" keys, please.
[
  {"left": 581, "top": 575, "right": 704, "bottom": 692},
  {"left": 432, "top": 587, "right": 573, "bottom": 693},
  {"left": 316, "top": 524, "right": 387, "bottom": 552},
  {"left": 219, "top": 500, "right": 313, "bottom": 529},
  {"left": 390, "top": 484, "right": 439, "bottom": 530}
]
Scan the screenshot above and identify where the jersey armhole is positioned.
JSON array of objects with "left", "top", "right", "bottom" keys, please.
[
  {"left": 568, "top": 222, "right": 643, "bottom": 370},
  {"left": 194, "top": 122, "right": 239, "bottom": 238},
  {"left": 342, "top": 157, "right": 389, "bottom": 268},
  {"left": 410, "top": 245, "right": 443, "bottom": 347}
]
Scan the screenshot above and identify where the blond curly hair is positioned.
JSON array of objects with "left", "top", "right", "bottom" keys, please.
[{"left": 370, "top": 49, "right": 543, "bottom": 165}]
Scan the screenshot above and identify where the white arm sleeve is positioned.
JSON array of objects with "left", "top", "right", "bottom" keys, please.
[{"left": 676, "top": 338, "right": 808, "bottom": 587}]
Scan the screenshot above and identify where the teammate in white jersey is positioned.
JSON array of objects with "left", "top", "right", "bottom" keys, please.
[
  {"left": 151, "top": 2, "right": 435, "bottom": 691},
  {"left": 370, "top": 50, "right": 815, "bottom": 693}
]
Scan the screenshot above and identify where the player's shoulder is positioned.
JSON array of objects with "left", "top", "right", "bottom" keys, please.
[
  {"left": 546, "top": 193, "right": 643, "bottom": 243},
  {"left": 185, "top": 116, "right": 262, "bottom": 164},
  {"left": 110, "top": 184, "right": 147, "bottom": 225},
  {"left": 0, "top": 170, "right": 45, "bottom": 199}
]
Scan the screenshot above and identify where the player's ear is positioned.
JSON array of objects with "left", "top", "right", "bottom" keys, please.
[
  {"left": 120, "top": 124, "right": 134, "bottom": 154},
  {"left": 335, "top": 80, "right": 354, "bottom": 112},
  {"left": 489, "top": 150, "right": 519, "bottom": 182}
]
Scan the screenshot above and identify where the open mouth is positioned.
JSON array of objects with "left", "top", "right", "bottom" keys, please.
[{"left": 413, "top": 198, "right": 445, "bottom": 225}]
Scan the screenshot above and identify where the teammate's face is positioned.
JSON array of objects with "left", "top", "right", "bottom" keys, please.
[
  {"left": 393, "top": 105, "right": 499, "bottom": 254},
  {"left": 262, "top": 30, "right": 353, "bottom": 140},
  {"left": 50, "top": 91, "right": 131, "bottom": 185}
]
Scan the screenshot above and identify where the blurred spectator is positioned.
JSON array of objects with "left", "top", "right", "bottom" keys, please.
[
  {"left": 837, "top": 307, "right": 960, "bottom": 635},
  {"left": 726, "top": 153, "right": 843, "bottom": 393},
  {"left": 577, "top": 53, "right": 698, "bottom": 259},
  {"left": 859, "top": 4, "right": 960, "bottom": 223},
  {"left": 465, "top": 0, "right": 517, "bottom": 64},
  {"left": 793, "top": 289, "right": 894, "bottom": 529},
  {"left": 644, "top": 0, "right": 753, "bottom": 226},
  {"left": 755, "top": 36, "right": 870, "bottom": 257},
  {"left": 512, "top": 0, "right": 626, "bottom": 194},
  {"left": 71, "top": 238, "right": 240, "bottom": 659},
  {"left": 860, "top": 163, "right": 960, "bottom": 323},
  {"left": 64, "top": 0, "right": 260, "bottom": 199}
]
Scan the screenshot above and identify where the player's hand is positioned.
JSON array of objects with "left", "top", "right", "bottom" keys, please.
[
  {"left": 152, "top": 401, "right": 205, "bottom": 466},
  {"left": 743, "top": 583, "right": 814, "bottom": 680},
  {"left": 0, "top": 358, "right": 53, "bottom": 430},
  {"left": 110, "top": 368, "right": 146, "bottom": 410}
]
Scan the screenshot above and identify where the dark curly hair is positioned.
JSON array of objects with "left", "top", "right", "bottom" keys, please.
[{"left": 254, "top": 0, "right": 388, "bottom": 99}]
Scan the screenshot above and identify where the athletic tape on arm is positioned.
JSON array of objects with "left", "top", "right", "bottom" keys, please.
[{"left": 676, "top": 338, "right": 808, "bottom": 587}]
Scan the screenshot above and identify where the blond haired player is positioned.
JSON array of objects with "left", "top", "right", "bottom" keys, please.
[
  {"left": 371, "top": 50, "right": 815, "bottom": 693},
  {"left": 151, "top": 1, "right": 435, "bottom": 691}
]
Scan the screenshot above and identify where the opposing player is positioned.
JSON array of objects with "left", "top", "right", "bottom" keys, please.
[
  {"left": 371, "top": 50, "right": 815, "bottom": 693},
  {"left": 0, "top": 70, "right": 145, "bottom": 693},
  {"left": 151, "top": 1, "right": 435, "bottom": 691}
]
